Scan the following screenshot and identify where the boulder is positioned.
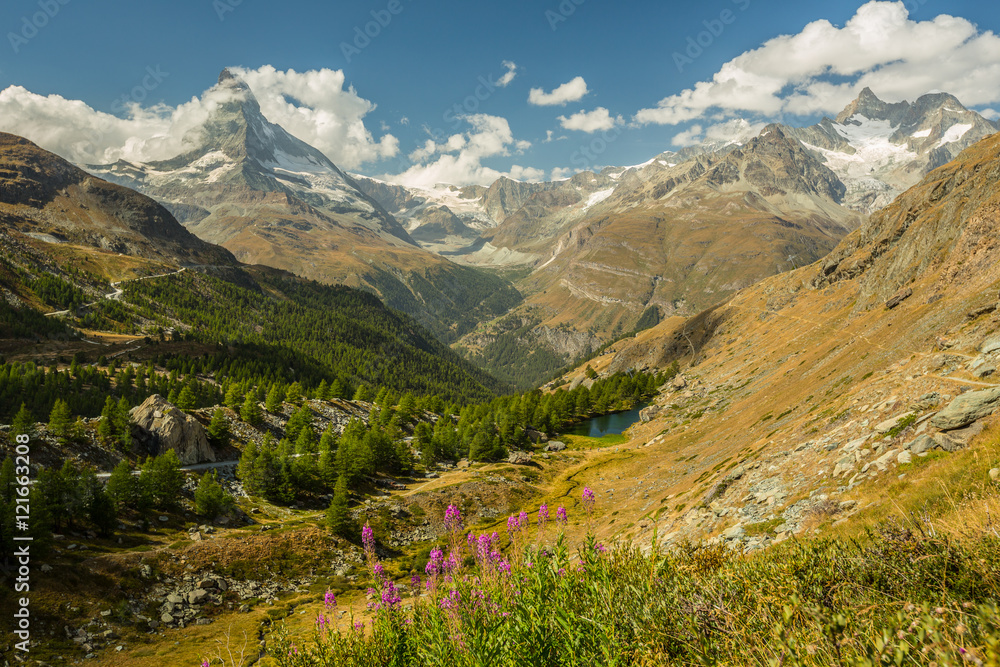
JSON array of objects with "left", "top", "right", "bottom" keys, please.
[
  {"left": 544, "top": 441, "right": 567, "bottom": 452},
  {"left": 931, "top": 421, "right": 985, "bottom": 452},
  {"left": 188, "top": 589, "right": 208, "bottom": 605},
  {"left": 981, "top": 335, "right": 1000, "bottom": 356},
  {"left": 639, "top": 405, "right": 662, "bottom": 423},
  {"left": 885, "top": 288, "right": 913, "bottom": 310},
  {"left": 507, "top": 451, "right": 533, "bottom": 466},
  {"left": 524, "top": 428, "right": 548, "bottom": 444},
  {"left": 130, "top": 394, "right": 216, "bottom": 464},
  {"left": 973, "top": 366, "right": 996, "bottom": 379},
  {"left": 722, "top": 525, "right": 745, "bottom": 541},
  {"left": 907, "top": 434, "right": 937, "bottom": 455},
  {"left": 930, "top": 388, "right": 1000, "bottom": 431},
  {"left": 875, "top": 412, "right": 914, "bottom": 434},
  {"left": 672, "top": 375, "right": 687, "bottom": 390},
  {"left": 897, "top": 451, "right": 912, "bottom": 465}
]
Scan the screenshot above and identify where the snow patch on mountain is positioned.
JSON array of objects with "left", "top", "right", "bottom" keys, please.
[
  {"left": 582, "top": 188, "right": 615, "bottom": 211},
  {"left": 936, "top": 124, "right": 973, "bottom": 147}
]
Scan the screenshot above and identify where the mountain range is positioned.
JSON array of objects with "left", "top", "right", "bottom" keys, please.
[
  {"left": 86, "top": 70, "right": 521, "bottom": 343},
  {"left": 63, "top": 76, "right": 1000, "bottom": 385}
]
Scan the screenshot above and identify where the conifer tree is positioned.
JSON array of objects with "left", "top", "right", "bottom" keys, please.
[
  {"left": 285, "top": 381, "right": 304, "bottom": 405},
  {"left": 11, "top": 403, "right": 34, "bottom": 439},
  {"left": 48, "top": 399, "right": 73, "bottom": 443},
  {"left": 194, "top": 471, "right": 232, "bottom": 519},
  {"left": 325, "top": 475, "right": 354, "bottom": 539},
  {"left": 241, "top": 393, "right": 263, "bottom": 426},
  {"left": 175, "top": 384, "right": 197, "bottom": 410},
  {"left": 207, "top": 408, "right": 230, "bottom": 446},
  {"left": 265, "top": 385, "right": 284, "bottom": 413}
]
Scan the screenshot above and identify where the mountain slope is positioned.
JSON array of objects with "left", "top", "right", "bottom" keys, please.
[
  {"left": 86, "top": 70, "right": 521, "bottom": 343},
  {"left": 453, "top": 126, "right": 862, "bottom": 386},
  {"left": 0, "top": 132, "right": 506, "bottom": 400},
  {"left": 567, "top": 131, "right": 1000, "bottom": 551},
  {"left": 0, "top": 133, "right": 236, "bottom": 267}
]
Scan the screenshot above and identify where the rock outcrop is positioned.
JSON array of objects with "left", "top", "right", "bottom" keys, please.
[
  {"left": 930, "top": 387, "right": 1000, "bottom": 431},
  {"left": 130, "top": 395, "right": 215, "bottom": 464}
]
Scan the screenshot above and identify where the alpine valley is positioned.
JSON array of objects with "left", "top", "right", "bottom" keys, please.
[{"left": 2, "top": 18, "right": 1000, "bottom": 667}]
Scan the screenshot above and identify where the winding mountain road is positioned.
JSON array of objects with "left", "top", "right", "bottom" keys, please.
[{"left": 44, "top": 267, "right": 186, "bottom": 318}]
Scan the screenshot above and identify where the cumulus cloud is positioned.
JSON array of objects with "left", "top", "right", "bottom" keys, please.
[
  {"left": 385, "top": 114, "right": 538, "bottom": 188},
  {"left": 671, "top": 118, "right": 767, "bottom": 147},
  {"left": 550, "top": 167, "right": 574, "bottom": 181},
  {"left": 498, "top": 61, "right": 518, "bottom": 88},
  {"left": 0, "top": 65, "right": 398, "bottom": 169},
  {"left": 227, "top": 66, "right": 398, "bottom": 167},
  {"left": 558, "top": 107, "right": 623, "bottom": 133},
  {"left": 635, "top": 1, "right": 1000, "bottom": 125},
  {"left": 507, "top": 165, "right": 546, "bottom": 182},
  {"left": 528, "top": 76, "right": 589, "bottom": 106},
  {"left": 980, "top": 108, "right": 1000, "bottom": 121}
]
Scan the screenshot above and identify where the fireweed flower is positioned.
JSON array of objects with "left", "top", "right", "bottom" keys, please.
[
  {"left": 506, "top": 515, "right": 521, "bottom": 533},
  {"left": 557, "top": 506, "right": 567, "bottom": 525},
  {"left": 362, "top": 522, "right": 375, "bottom": 554},
  {"left": 323, "top": 589, "right": 337, "bottom": 609},
  {"left": 444, "top": 504, "right": 463, "bottom": 531},
  {"left": 519, "top": 511, "right": 528, "bottom": 526},
  {"left": 582, "top": 487, "right": 595, "bottom": 513},
  {"left": 411, "top": 574, "right": 421, "bottom": 589},
  {"left": 373, "top": 562, "right": 385, "bottom": 579},
  {"left": 538, "top": 504, "right": 549, "bottom": 527}
]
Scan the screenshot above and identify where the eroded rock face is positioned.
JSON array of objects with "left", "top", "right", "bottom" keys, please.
[{"left": 130, "top": 395, "right": 215, "bottom": 464}]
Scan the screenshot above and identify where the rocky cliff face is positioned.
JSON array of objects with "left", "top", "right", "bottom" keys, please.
[
  {"left": 131, "top": 395, "right": 216, "bottom": 465},
  {"left": 784, "top": 88, "right": 997, "bottom": 213}
]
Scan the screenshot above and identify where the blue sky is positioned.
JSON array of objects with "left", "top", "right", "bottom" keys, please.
[{"left": 0, "top": 0, "right": 998, "bottom": 186}]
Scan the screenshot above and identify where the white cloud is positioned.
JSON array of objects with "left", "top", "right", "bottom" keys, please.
[
  {"left": 980, "top": 108, "right": 1000, "bottom": 121},
  {"left": 635, "top": 1, "right": 1000, "bottom": 125},
  {"left": 230, "top": 66, "right": 398, "bottom": 167},
  {"left": 671, "top": 118, "right": 767, "bottom": 147},
  {"left": 528, "top": 76, "right": 589, "bottom": 106},
  {"left": 558, "top": 107, "right": 623, "bottom": 133},
  {"left": 498, "top": 61, "right": 518, "bottom": 88},
  {"left": 508, "top": 165, "right": 546, "bottom": 182},
  {"left": 550, "top": 167, "right": 574, "bottom": 180},
  {"left": 670, "top": 124, "right": 704, "bottom": 147},
  {"left": 0, "top": 65, "right": 398, "bottom": 170},
  {"left": 385, "top": 114, "right": 539, "bottom": 188}
]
